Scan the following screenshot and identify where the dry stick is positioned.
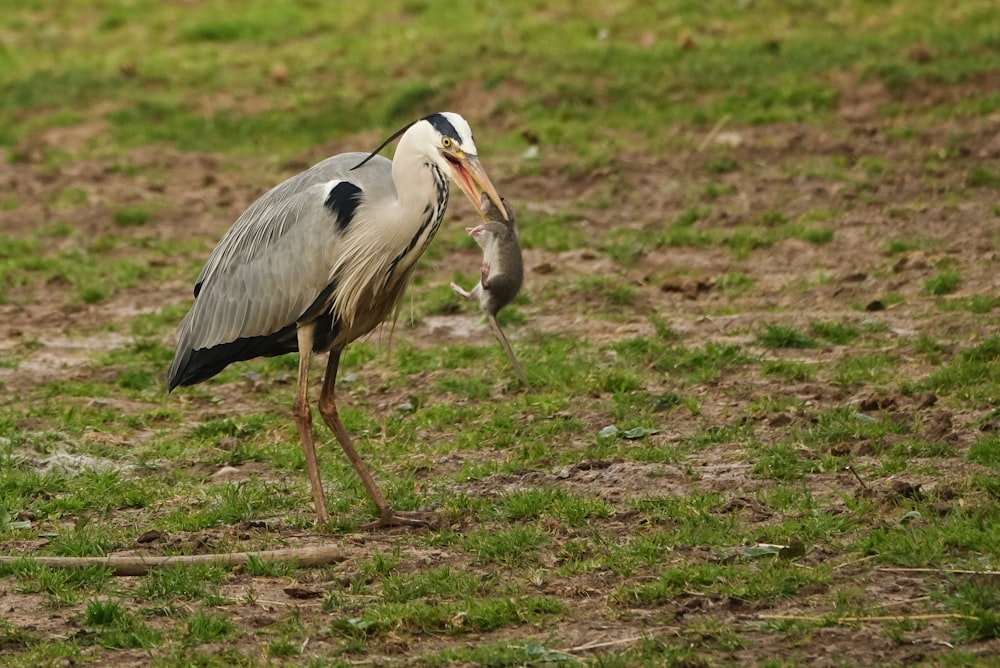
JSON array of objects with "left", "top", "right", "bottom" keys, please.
[
  {"left": 560, "top": 636, "right": 643, "bottom": 654},
  {"left": 832, "top": 554, "right": 879, "bottom": 571},
  {"left": 880, "top": 567, "right": 1000, "bottom": 576},
  {"left": 759, "top": 613, "right": 974, "bottom": 623},
  {"left": 0, "top": 545, "right": 344, "bottom": 577},
  {"left": 697, "top": 114, "right": 731, "bottom": 151},
  {"left": 253, "top": 599, "right": 323, "bottom": 608},
  {"left": 845, "top": 465, "right": 870, "bottom": 492}
]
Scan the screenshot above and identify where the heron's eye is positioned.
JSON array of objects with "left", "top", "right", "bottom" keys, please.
[{"left": 441, "top": 137, "right": 453, "bottom": 149}]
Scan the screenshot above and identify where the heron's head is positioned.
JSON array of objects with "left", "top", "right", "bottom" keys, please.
[{"left": 420, "top": 112, "right": 508, "bottom": 222}]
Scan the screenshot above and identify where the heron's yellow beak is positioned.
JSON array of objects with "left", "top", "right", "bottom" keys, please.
[{"left": 446, "top": 152, "right": 508, "bottom": 222}]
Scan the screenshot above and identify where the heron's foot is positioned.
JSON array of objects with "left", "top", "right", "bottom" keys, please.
[{"left": 362, "top": 507, "right": 438, "bottom": 530}]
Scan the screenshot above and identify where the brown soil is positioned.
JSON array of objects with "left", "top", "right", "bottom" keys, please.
[{"left": 2, "top": 97, "right": 1000, "bottom": 665}]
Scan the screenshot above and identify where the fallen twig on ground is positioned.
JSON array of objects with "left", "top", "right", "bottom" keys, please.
[
  {"left": 758, "top": 613, "right": 974, "bottom": 624},
  {"left": 0, "top": 545, "right": 345, "bottom": 576}
]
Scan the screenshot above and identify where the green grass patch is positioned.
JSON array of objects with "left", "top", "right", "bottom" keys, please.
[
  {"left": 461, "top": 525, "right": 549, "bottom": 568},
  {"left": 762, "top": 359, "right": 816, "bottom": 382},
  {"left": 756, "top": 324, "right": 818, "bottom": 349},
  {"left": 184, "top": 609, "right": 237, "bottom": 646},
  {"left": 925, "top": 269, "right": 962, "bottom": 296},
  {"left": 923, "top": 336, "right": 1000, "bottom": 402},
  {"left": 967, "top": 167, "right": 1000, "bottom": 188},
  {"left": 968, "top": 434, "right": 1000, "bottom": 469},
  {"left": 2, "top": 1, "right": 1000, "bottom": 665},
  {"left": 811, "top": 320, "right": 861, "bottom": 345},
  {"left": 517, "top": 212, "right": 588, "bottom": 252},
  {"left": 135, "top": 565, "right": 227, "bottom": 604},
  {"left": 647, "top": 341, "right": 755, "bottom": 385},
  {"left": 937, "top": 294, "right": 1000, "bottom": 313},
  {"left": 112, "top": 206, "right": 151, "bottom": 227}
]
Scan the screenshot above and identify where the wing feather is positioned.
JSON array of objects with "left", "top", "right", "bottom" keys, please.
[
  {"left": 169, "top": 153, "right": 396, "bottom": 386},
  {"left": 182, "top": 183, "right": 331, "bottom": 350}
]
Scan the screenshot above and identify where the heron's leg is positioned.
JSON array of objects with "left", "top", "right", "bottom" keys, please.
[
  {"left": 318, "top": 350, "right": 433, "bottom": 529},
  {"left": 293, "top": 324, "right": 330, "bottom": 524}
]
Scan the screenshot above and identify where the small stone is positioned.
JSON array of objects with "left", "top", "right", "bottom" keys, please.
[
  {"left": 269, "top": 63, "right": 291, "bottom": 85},
  {"left": 906, "top": 42, "right": 934, "bottom": 63}
]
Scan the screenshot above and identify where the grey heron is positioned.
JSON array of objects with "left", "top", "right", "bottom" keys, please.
[{"left": 168, "top": 112, "right": 506, "bottom": 527}]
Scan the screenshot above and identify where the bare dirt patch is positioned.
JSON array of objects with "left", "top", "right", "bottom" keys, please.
[{"left": 3, "top": 106, "right": 1000, "bottom": 665}]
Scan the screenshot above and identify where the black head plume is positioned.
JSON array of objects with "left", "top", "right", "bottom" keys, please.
[{"left": 350, "top": 120, "right": 417, "bottom": 171}]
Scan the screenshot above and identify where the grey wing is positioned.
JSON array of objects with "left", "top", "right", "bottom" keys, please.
[
  {"left": 194, "top": 152, "right": 385, "bottom": 291},
  {"left": 170, "top": 153, "right": 392, "bottom": 375}
]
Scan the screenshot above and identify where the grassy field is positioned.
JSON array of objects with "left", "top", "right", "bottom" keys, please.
[{"left": 2, "top": 1, "right": 1000, "bottom": 666}]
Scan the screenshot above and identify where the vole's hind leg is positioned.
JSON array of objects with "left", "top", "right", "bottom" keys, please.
[{"left": 450, "top": 282, "right": 474, "bottom": 299}]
